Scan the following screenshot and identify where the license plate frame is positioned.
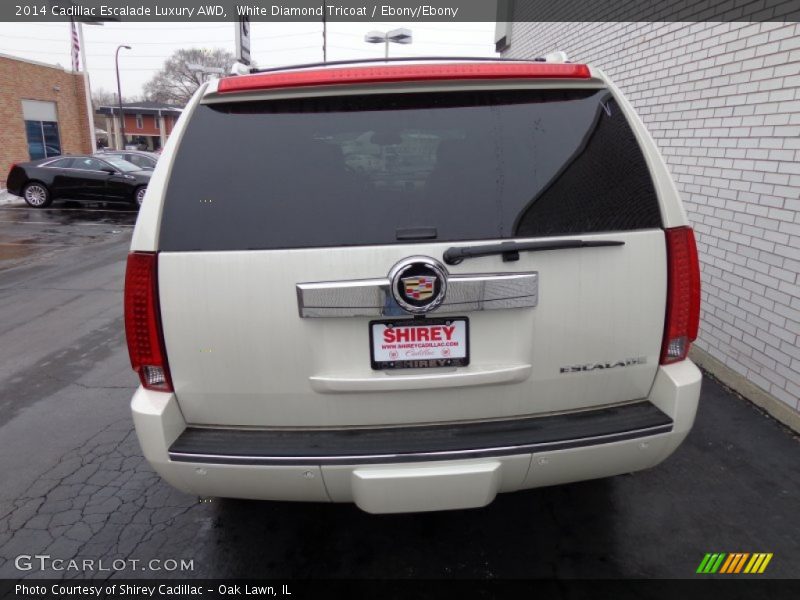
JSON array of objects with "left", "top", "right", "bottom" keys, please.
[{"left": 369, "top": 317, "right": 470, "bottom": 370}]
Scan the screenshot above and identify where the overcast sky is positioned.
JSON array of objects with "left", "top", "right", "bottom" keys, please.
[{"left": 0, "top": 21, "right": 497, "bottom": 99}]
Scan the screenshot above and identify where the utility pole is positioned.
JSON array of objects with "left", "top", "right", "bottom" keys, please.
[{"left": 322, "top": 0, "right": 327, "bottom": 62}]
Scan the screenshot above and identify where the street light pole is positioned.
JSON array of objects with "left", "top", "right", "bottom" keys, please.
[
  {"left": 364, "top": 28, "right": 413, "bottom": 60},
  {"left": 115, "top": 45, "right": 131, "bottom": 150}
]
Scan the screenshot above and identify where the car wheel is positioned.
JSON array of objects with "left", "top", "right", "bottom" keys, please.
[
  {"left": 22, "top": 182, "right": 52, "bottom": 208},
  {"left": 134, "top": 186, "right": 147, "bottom": 207}
]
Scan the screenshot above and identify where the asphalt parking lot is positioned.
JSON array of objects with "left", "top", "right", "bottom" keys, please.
[{"left": 0, "top": 199, "right": 798, "bottom": 580}]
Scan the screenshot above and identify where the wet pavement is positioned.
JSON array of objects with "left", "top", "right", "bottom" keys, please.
[
  {"left": 0, "top": 202, "right": 798, "bottom": 580},
  {"left": 0, "top": 199, "right": 137, "bottom": 270}
]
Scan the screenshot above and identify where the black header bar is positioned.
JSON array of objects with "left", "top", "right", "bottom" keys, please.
[{"left": 3, "top": 0, "right": 800, "bottom": 22}]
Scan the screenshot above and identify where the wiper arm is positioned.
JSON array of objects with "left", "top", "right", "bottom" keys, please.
[{"left": 443, "top": 239, "right": 625, "bottom": 265}]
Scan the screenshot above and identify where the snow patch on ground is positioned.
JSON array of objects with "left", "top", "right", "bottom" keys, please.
[{"left": 0, "top": 190, "right": 24, "bottom": 206}]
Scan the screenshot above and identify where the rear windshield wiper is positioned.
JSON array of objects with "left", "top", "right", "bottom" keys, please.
[{"left": 443, "top": 239, "right": 625, "bottom": 265}]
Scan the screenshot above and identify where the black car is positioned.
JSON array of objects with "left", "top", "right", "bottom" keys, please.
[
  {"left": 95, "top": 150, "right": 158, "bottom": 170},
  {"left": 6, "top": 155, "right": 151, "bottom": 208}
]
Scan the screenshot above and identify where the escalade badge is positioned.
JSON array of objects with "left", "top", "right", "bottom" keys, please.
[{"left": 389, "top": 257, "right": 448, "bottom": 314}]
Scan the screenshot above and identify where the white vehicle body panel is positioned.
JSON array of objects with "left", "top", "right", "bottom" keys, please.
[
  {"left": 128, "top": 59, "right": 701, "bottom": 512},
  {"left": 132, "top": 361, "right": 701, "bottom": 513},
  {"left": 157, "top": 229, "right": 665, "bottom": 427}
]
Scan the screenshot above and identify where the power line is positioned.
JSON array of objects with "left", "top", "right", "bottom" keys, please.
[
  {"left": 0, "top": 31, "right": 319, "bottom": 44},
  {"left": 8, "top": 22, "right": 67, "bottom": 27},
  {"left": 89, "top": 23, "right": 234, "bottom": 31},
  {"left": 87, "top": 66, "right": 172, "bottom": 71},
  {"left": 0, "top": 47, "right": 67, "bottom": 56},
  {"left": 411, "top": 40, "right": 494, "bottom": 47},
  {"left": 0, "top": 47, "right": 205, "bottom": 59},
  {"left": 0, "top": 51, "right": 159, "bottom": 71},
  {"left": 409, "top": 24, "right": 495, "bottom": 33},
  {"left": 252, "top": 30, "right": 320, "bottom": 39},
  {"left": 0, "top": 34, "right": 235, "bottom": 44},
  {"left": 259, "top": 45, "right": 324, "bottom": 53},
  {"left": 329, "top": 45, "right": 378, "bottom": 52}
]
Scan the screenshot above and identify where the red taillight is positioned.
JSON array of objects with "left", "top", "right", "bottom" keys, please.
[
  {"left": 660, "top": 227, "right": 701, "bottom": 365},
  {"left": 218, "top": 62, "right": 591, "bottom": 94},
  {"left": 124, "top": 252, "right": 173, "bottom": 391}
]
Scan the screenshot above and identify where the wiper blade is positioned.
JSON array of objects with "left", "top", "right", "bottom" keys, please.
[{"left": 443, "top": 239, "right": 625, "bottom": 265}]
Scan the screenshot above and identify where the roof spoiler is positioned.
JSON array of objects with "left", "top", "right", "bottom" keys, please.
[{"left": 217, "top": 62, "right": 592, "bottom": 94}]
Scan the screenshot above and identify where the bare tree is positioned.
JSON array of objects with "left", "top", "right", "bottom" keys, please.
[
  {"left": 93, "top": 87, "right": 140, "bottom": 108},
  {"left": 92, "top": 88, "right": 118, "bottom": 110},
  {"left": 92, "top": 87, "right": 139, "bottom": 142},
  {"left": 143, "top": 48, "right": 237, "bottom": 106}
]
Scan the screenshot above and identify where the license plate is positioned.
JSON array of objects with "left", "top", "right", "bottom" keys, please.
[{"left": 369, "top": 318, "right": 469, "bottom": 370}]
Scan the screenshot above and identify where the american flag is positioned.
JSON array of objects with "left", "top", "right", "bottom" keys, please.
[{"left": 70, "top": 19, "right": 80, "bottom": 72}]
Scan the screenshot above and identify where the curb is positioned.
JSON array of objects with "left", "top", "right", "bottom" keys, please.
[{"left": 690, "top": 346, "right": 800, "bottom": 434}]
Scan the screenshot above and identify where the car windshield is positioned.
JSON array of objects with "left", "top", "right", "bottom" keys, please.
[{"left": 103, "top": 157, "right": 140, "bottom": 172}]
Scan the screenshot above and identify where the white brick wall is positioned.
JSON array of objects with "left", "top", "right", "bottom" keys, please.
[{"left": 504, "top": 21, "right": 800, "bottom": 413}]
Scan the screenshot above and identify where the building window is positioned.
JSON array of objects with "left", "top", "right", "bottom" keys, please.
[
  {"left": 21, "top": 100, "right": 61, "bottom": 160},
  {"left": 154, "top": 115, "right": 161, "bottom": 129},
  {"left": 136, "top": 114, "right": 143, "bottom": 129}
]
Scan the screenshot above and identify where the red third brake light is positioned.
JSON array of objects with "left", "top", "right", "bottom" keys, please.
[
  {"left": 124, "top": 252, "right": 173, "bottom": 391},
  {"left": 660, "top": 227, "right": 701, "bottom": 365},
  {"left": 218, "top": 62, "right": 592, "bottom": 94}
]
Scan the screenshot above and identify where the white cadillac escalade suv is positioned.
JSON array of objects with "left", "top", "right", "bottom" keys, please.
[{"left": 125, "top": 58, "right": 702, "bottom": 513}]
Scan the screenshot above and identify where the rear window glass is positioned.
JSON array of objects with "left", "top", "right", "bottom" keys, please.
[{"left": 160, "top": 89, "right": 661, "bottom": 251}]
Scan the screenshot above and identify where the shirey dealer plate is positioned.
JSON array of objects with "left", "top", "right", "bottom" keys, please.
[{"left": 369, "top": 318, "right": 469, "bottom": 370}]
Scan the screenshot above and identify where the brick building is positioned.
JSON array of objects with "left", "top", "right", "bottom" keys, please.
[
  {"left": 96, "top": 101, "right": 181, "bottom": 151},
  {"left": 499, "top": 16, "right": 800, "bottom": 427},
  {"left": 0, "top": 53, "right": 92, "bottom": 180}
]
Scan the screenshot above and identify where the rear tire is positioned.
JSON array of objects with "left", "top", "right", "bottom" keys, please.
[
  {"left": 134, "top": 186, "right": 147, "bottom": 207},
  {"left": 22, "top": 182, "right": 52, "bottom": 208}
]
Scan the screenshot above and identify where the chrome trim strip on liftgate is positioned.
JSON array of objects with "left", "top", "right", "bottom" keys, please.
[{"left": 297, "top": 272, "right": 538, "bottom": 318}]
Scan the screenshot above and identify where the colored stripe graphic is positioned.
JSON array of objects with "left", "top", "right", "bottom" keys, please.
[
  {"left": 734, "top": 553, "right": 750, "bottom": 573},
  {"left": 719, "top": 554, "right": 736, "bottom": 573},
  {"left": 696, "top": 554, "right": 713, "bottom": 573},
  {"left": 744, "top": 554, "right": 760, "bottom": 573},
  {"left": 758, "top": 553, "right": 773, "bottom": 573},
  {"left": 697, "top": 553, "right": 726, "bottom": 573},
  {"left": 744, "top": 553, "right": 773, "bottom": 574},
  {"left": 698, "top": 552, "right": 773, "bottom": 574},
  {"left": 710, "top": 553, "right": 726, "bottom": 573},
  {"left": 719, "top": 553, "right": 746, "bottom": 574}
]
